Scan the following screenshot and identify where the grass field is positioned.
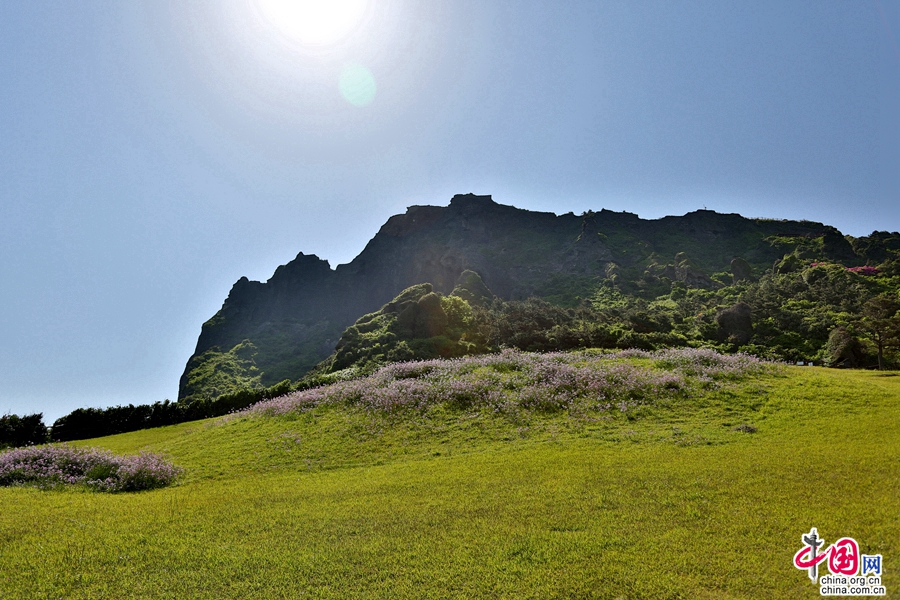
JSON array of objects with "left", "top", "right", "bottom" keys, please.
[{"left": 0, "top": 362, "right": 897, "bottom": 599}]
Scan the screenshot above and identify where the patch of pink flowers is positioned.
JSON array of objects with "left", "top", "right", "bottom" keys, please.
[
  {"left": 846, "top": 266, "right": 879, "bottom": 276},
  {"left": 0, "top": 445, "right": 181, "bottom": 492},
  {"left": 247, "top": 348, "right": 769, "bottom": 417}
]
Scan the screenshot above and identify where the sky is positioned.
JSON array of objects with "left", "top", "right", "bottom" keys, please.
[{"left": 1, "top": 0, "right": 899, "bottom": 423}]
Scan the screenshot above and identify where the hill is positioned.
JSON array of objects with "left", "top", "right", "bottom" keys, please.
[
  {"left": 2, "top": 356, "right": 897, "bottom": 598},
  {"left": 179, "top": 194, "right": 900, "bottom": 404}
]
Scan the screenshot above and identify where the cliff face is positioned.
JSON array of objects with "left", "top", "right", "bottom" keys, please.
[{"left": 179, "top": 193, "right": 846, "bottom": 401}]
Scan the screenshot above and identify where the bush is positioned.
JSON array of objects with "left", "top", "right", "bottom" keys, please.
[
  {"left": 0, "top": 413, "right": 49, "bottom": 448},
  {"left": 825, "top": 327, "right": 866, "bottom": 368},
  {"left": 50, "top": 380, "right": 294, "bottom": 442},
  {"left": 715, "top": 302, "right": 753, "bottom": 345},
  {"left": 248, "top": 347, "right": 770, "bottom": 417},
  {"left": 0, "top": 445, "right": 181, "bottom": 492}
]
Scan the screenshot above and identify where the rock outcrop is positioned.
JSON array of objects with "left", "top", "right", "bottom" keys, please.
[
  {"left": 730, "top": 257, "right": 753, "bottom": 283},
  {"left": 179, "top": 194, "right": 849, "bottom": 401}
]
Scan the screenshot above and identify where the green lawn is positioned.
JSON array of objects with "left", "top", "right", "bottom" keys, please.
[{"left": 1, "top": 366, "right": 897, "bottom": 599}]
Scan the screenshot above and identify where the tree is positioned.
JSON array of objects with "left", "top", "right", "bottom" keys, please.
[
  {"left": 825, "top": 327, "right": 865, "bottom": 368},
  {"left": 0, "top": 413, "right": 49, "bottom": 448},
  {"left": 858, "top": 294, "right": 900, "bottom": 370}
]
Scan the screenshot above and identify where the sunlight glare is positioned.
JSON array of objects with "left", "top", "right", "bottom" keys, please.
[
  {"left": 339, "top": 64, "right": 376, "bottom": 106},
  {"left": 255, "top": 0, "right": 370, "bottom": 46}
]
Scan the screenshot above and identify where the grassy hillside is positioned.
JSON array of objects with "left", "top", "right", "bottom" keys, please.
[{"left": 1, "top": 356, "right": 898, "bottom": 599}]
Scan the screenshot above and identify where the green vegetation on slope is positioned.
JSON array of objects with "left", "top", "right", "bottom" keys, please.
[
  {"left": 179, "top": 340, "right": 263, "bottom": 403},
  {"left": 327, "top": 282, "right": 484, "bottom": 372},
  {"left": 181, "top": 198, "right": 871, "bottom": 400},
  {"left": 316, "top": 257, "right": 900, "bottom": 379},
  {"left": 266, "top": 227, "right": 900, "bottom": 386},
  {"left": 179, "top": 195, "right": 900, "bottom": 404},
  {"left": 1, "top": 356, "right": 897, "bottom": 599},
  {"left": 41, "top": 252, "right": 900, "bottom": 446}
]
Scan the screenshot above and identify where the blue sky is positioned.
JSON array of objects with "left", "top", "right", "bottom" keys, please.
[{"left": 1, "top": 1, "right": 898, "bottom": 423}]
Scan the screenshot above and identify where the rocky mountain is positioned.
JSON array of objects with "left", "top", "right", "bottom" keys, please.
[{"left": 178, "top": 193, "right": 871, "bottom": 402}]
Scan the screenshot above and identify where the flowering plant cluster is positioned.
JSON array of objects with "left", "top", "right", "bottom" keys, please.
[
  {"left": 845, "top": 266, "right": 880, "bottom": 276},
  {"left": 646, "top": 347, "right": 769, "bottom": 379},
  {"left": 0, "top": 445, "right": 181, "bottom": 492},
  {"left": 248, "top": 348, "right": 769, "bottom": 417}
]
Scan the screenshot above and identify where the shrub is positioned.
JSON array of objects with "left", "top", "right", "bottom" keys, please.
[
  {"left": 0, "top": 445, "right": 181, "bottom": 492},
  {"left": 715, "top": 302, "right": 753, "bottom": 345},
  {"left": 248, "top": 347, "right": 770, "bottom": 417},
  {"left": 846, "top": 266, "right": 879, "bottom": 276},
  {"left": 651, "top": 347, "right": 769, "bottom": 380},
  {"left": 50, "top": 380, "right": 295, "bottom": 442},
  {"left": 0, "top": 413, "right": 49, "bottom": 448},
  {"left": 825, "top": 327, "right": 866, "bottom": 368}
]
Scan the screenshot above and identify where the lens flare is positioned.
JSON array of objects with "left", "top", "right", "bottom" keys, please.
[
  {"left": 339, "top": 64, "right": 376, "bottom": 106},
  {"left": 255, "top": 0, "right": 369, "bottom": 46}
]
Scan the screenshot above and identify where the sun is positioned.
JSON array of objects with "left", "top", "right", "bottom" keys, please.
[{"left": 254, "top": 0, "right": 370, "bottom": 46}]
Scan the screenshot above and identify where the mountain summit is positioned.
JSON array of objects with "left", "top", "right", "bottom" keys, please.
[{"left": 178, "top": 194, "right": 868, "bottom": 402}]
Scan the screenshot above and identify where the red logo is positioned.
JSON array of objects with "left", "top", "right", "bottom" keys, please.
[{"left": 794, "top": 528, "right": 860, "bottom": 582}]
